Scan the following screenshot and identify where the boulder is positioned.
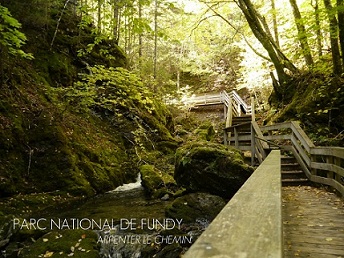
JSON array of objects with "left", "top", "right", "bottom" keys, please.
[
  {"left": 193, "top": 121, "right": 215, "bottom": 141},
  {"left": 140, "top": 165, "right": 177, "bottom": 198},
  {"left": 174, "top": 142, "right": 253, "bottom": 198},
  {"left": 165, "top": 192, "right": 226, "bottom": 223}
]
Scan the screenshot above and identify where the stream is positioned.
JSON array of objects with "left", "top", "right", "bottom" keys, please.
[
  {"left": 1, "top": 176, "right": 206, "bottom": 257},
  {"left": 45, "top": 176, "right": 203, "bottom": 257}
]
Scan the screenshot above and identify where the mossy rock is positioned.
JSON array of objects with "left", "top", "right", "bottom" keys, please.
[
  {"left": 193, "top": 121, "right": 215, "bottom": 141},
  {"left": 140, "top": 165, "right": 177, "bottom": 198},
  {"left": 165, "top": 192, "right": 226, "bottom": 223},
  {"left": 174, "top": 142, "right": 253, "bottom": 199},
  {"left": 18, "top": 230, "right": 99, "bottom": 257}
]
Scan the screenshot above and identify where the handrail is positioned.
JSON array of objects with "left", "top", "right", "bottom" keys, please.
[
  {"left": 260, "top": 121, "right": 344, "bottom": 196},
  {"left": 188, "top": 90, "right": 253, "bottom": 118},
  {"left": 224, "top": 121, "right": 268, "bottom": 165},
  {"left": 184, "top": 150, "right": 282, "bottom": 258},
  {"left": 251, "top": 121, "right": 268, "bottom": 164}
]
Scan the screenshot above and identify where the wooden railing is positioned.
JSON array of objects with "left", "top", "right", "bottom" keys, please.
[
  {"left": 186, "top": 90, "right": 255, "bottom": 127},
  {"left": 184, "top": 150, "right": 282, "bottom": 258},
  {"left": 251, "top": 121, "right": 269, "bottom": 164},
  {"left": 260, "top": 121, "right": 344, "bottom": 195},
  {"left": 224, "top": 121, "right": 269, "bottom": 165}
]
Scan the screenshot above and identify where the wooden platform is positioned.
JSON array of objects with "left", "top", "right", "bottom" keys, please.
[{"left": 282, "top": 186, "right": 344, "bottom": 257}]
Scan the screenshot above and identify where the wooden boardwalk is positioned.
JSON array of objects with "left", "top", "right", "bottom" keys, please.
[{"left": 282, "top": 186, "right": 344, "bottom": 257}]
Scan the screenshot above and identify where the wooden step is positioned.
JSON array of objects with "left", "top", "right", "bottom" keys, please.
[
  {"left": 281, "top": 153, "right": 309, "bottom": 186},
  {"left": 282, "top": 178, "right": 310, "bottom": 186},
  {"left": 282, "top": 170, "right": 307, "bottom": 180},
  {"left": 232, "top": 116, "right": 252, "bottom": 123},
  {"left": 281, "top": 163, "right": 301, "bottom": 171}
]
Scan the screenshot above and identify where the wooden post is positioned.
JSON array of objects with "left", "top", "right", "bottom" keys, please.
[
  {"left": 226, "top": 98, "right": 233, "bottom": 145},
  {"left": 251, "top": 123, "right": 255, "bottom": 166},
  {"left": 224, "top": 105, "right": 227, "bottom": 121},
  {"left": 310, "top": 153, "right": 317, "bottom": 176},
  {"left": 326, "top": 156, "right": 334, "bottom": 179},
  {"left": 334, "top": 156, "right": 341, "bottom": 181},
  {"left": 238, "top": 103, "right": 241, "bottom": 116},
  {"left": 234, "top": 127, "right": 239, "bottom": 148},
  {"left": 226, "top": 98, "right": 232, "bottom": 128},
  {"left": 251, "top": 96, "right": 255, "bottom": 121}
]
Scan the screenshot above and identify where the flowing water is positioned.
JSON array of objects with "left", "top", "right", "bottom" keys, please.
[{"left": 52, "top": 176, "right": 200, "bottom": 257}]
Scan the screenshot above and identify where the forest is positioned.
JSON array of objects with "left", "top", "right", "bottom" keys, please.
[{"left": 0, "top": 0, "right": 344, "bottom": 257}]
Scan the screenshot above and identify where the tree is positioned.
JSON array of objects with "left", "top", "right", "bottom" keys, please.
[
  {"left": 270, "top": 0, "right": 279, "bottom": 47},
  {"left": 323, "top": 0, "right": 342, "bottom": 75},
  {"left": 311, "top": 0, "right": 323, "bottom": 58},
  {"left": 234, "top": 0, "right": 298, "bottom": 91},
  {"left": 289, "top": 0, "right": 314, "bottom": 67},
  {"left": 153, "top": 0, "right": 158, "bottom": 83},
  {"left": 337, "top": 0, "right": 344, "bottom": 68}
]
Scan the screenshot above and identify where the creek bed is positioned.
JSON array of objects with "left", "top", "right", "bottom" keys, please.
[{"left": 1, "top": 181, "right": 205, "bottom": 257}]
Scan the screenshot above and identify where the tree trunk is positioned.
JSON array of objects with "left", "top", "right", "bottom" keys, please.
[
  {"left": 97, "top": 0, "right": 102, "bottom": 33},
  {"left": 138, "top": 0, "right": 143, "bottom": 66},
  {"left": 289, "top": 0, "right": 314, "bottom": 67},
  {"left": 236, "top": 0, "right": 297, "bottom": 90},
  {"left": 153, "top": 0, "right": 158, "bottom": 85},
  {"left": 270, "top": 0, "right": 279, "bottom": 47},
  {"left": 113, "top": 0, "right": 120, "bottom": 44},
  {"left": 337, "top": 0, "right": 344, "bottom": 68},
  {"left": 323, "top": 0, "right": 342, "bottom": 75},
  {"left": 311, "top": 0, "right": 323, "bottom": 57}
]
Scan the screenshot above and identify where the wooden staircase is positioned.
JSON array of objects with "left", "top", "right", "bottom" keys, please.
[
  {"left": 281, "top": 152, "right": 309, "bottom": 186},
  {"left": 187, "top": 90, "right": 344, "bottom": 196}
]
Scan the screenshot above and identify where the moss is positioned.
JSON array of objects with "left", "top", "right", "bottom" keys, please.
[
  {"left": 140, "top": 165, "right": 177, "bottom": 198},
  {"left": 174, "top": 141, "right": 252, "bottom": 198},
  {"left": 0, "top": 0, "right": 176, "bottom": 200},
  {"left": 140, "top": 165, "right": 164, "bottom": 195},
  {"left": 269, "top": 72, "right": 344, "bottom": 144}
]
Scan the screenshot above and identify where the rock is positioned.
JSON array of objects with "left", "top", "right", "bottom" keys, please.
[
  {"left": 140, "top": 165, "right": 177, "bottom": 198},
  {"left": 193, "top": 121, "right": 215, "bottom": 141},
  {"left": 161, "top": 194, "right": 170, "bottom": 201},
  {"left": 165, "top": 192, "right": 226, "bottom": 223},
  {"left": 174, "top": 142, "right": 253, "bottom": 198}
]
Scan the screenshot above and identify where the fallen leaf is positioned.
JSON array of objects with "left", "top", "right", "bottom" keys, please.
[
  {"left": 43, "top": 251, "right": 54, "bottom": 257},
  {"left": 326, "top": 237, "right": 333, "bottom": 242}
]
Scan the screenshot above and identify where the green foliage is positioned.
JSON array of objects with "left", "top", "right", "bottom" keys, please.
[
  {"left": 0, "top": 4, "right": 33, "bottom": 59},
  {"left": 54, "top": 65, "right": 155, "bottom": 114}
]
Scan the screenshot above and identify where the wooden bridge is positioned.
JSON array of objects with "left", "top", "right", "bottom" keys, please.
[{"left": 184, "top": 91, "right": 344, "bottom": 258}]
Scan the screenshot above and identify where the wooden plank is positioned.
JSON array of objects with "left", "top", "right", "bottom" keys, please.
[
  {"left": 184, "top": 151, "right": 282, "bottom": 258},
  {"left": 311, "top": 146, "right": 344, "bottom": 159},
  {"left": 260, "top": 122, "right": 292, "bottom": 132},
  {"left": 311, "top": 162, "right": 344, "bottom": 177},
  {"left": 291, "top": 135, "right": 311, "bottom": 166},
  {"left": 309, "top": 175, "right": 344, "bottom": 196},
  {"left": 264, "top": 135, "right": 291, "bottom": 141},
  {"left": 290, "top": 121, "right": 315, "bottom": 151},
  {"left": 252, "top": 121, "right": 269, "bottom": 150},
  {"left": 282, "top": 186, "right": 344, "bottom": 258},
  {"left": 291, "top": 146, "right": 312, "bottom": 178}
]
